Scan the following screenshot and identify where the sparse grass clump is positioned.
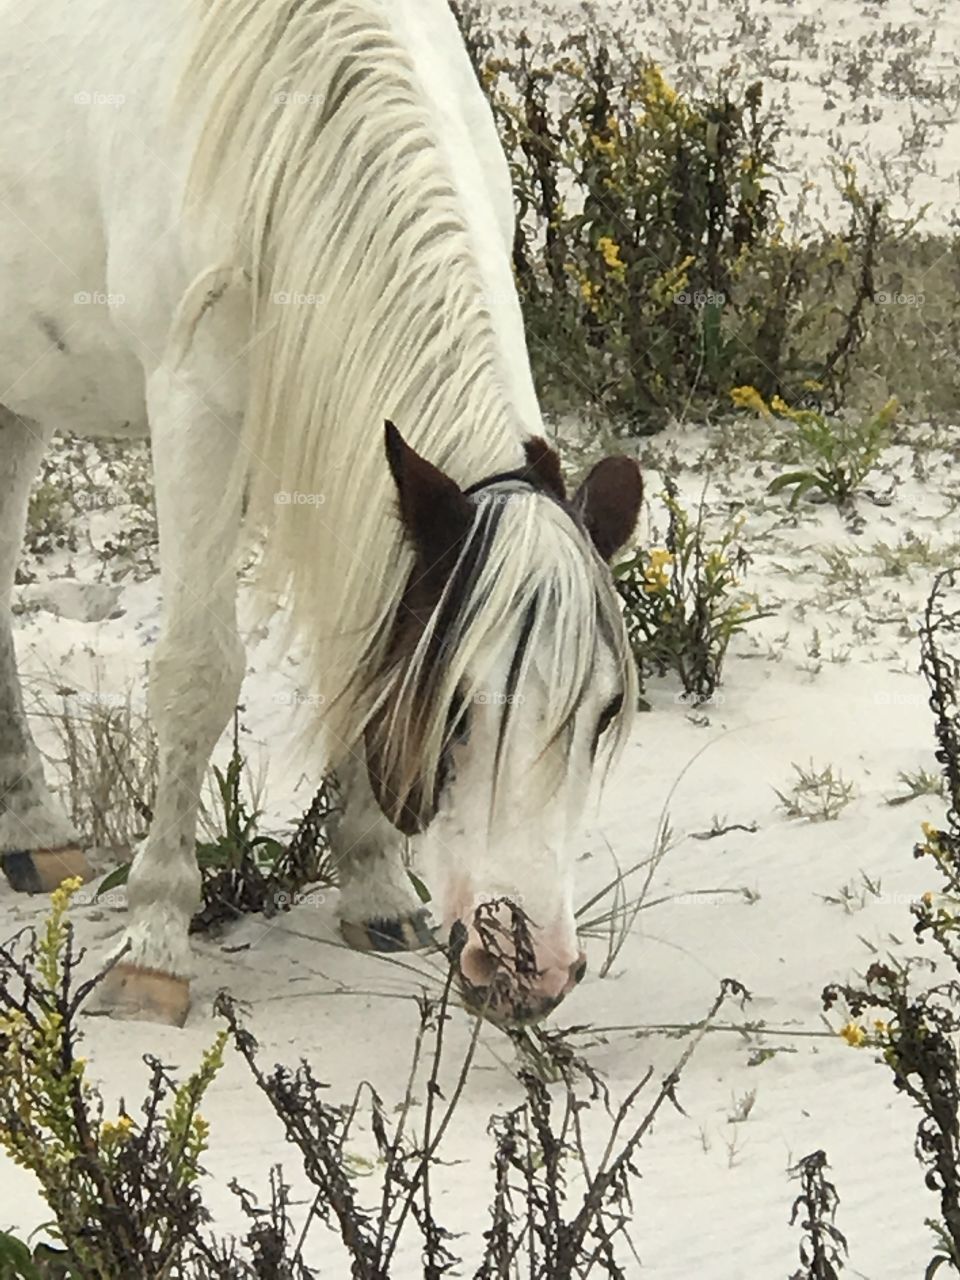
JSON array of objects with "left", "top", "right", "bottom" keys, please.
[
  {"left": 775, "top": 762, "right": 855, "bottom": 822},
  {"left": 29, "top": 672, "right": 158, "bottom": 851},
  {"left": 886, "top": 767, "right": 947, "bottom": 806}
]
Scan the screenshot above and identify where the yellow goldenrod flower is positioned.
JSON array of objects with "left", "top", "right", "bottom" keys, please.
[
  {"left": 643, "top": 63, "right": 678, "bottom": 107},
  {"left": 597, "top": 236, "right": 627, "bottom": 282},
  {"left": 840, "top": 1022, "right": 866, "bottom": 1048},
  {"left": 873, "top": 1020, "right": 889, "bottom": 1035},
  {"left": 101, "top": 1114, "right": 136, "bottom": 1143},
  {"left": 730, "top": 385, "right": 770, "bottom": 418}
]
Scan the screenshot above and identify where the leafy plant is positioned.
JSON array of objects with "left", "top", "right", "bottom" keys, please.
[
  {"left": 758, "top": 389, "right": 897, "bottom": 508},
  {"left": 823, "top": 568, "right": 960, "bottom": 1274},
  {"left": 788, "top": 1150, "right": 848, "bottom": 1280},
  {"left": 92, "top": 711, "right": 341, "bottom": 933},
  {"left": 615, "top": 481, "right": 767, "bottom": 699}
]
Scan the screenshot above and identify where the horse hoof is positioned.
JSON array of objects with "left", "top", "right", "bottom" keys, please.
[
  {"left": 93, "top": 962, "right": 191, "bottom": 1027},
  {"left": 1, "top": 847, "right": 94, "bottom": 894},
  {"left": 340, "top": 909, "right": 436, "bottom": 953}
]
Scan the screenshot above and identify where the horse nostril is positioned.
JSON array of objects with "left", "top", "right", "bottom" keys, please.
[
  {"left": 458, "top": 944, "right": 499, "bottom": 990},
  {"left": 571, "top": 957, "right": 587, "bottom": 985}
]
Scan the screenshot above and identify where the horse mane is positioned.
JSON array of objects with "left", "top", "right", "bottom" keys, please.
[{"left": 178, "top": 0, "right": 543, "bottom": 755}]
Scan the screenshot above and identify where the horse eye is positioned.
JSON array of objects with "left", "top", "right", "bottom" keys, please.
[
  {"left": 447, "top": 689, "right": 471, "bottom": 746},
  {"left": 594, "top": 693, "right": 623, "bottom": 747}
]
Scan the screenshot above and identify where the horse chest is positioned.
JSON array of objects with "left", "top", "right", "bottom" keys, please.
[{"left": 0, "top": 305, "right": 149, "bottom": 439}]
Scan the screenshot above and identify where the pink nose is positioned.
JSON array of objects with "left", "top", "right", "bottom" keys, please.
[{"left": 457, "top": 940, "right": 587, "bottom": 1026}]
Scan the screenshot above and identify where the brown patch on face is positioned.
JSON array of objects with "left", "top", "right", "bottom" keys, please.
[
  {"left": 364, "top": 565, "right": 451, "bottom": 834},
  {"left": 367, "top": 423, "right": 475, "bottom": 832}
]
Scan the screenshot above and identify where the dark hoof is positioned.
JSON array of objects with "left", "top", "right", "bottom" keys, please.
[
  {"left": 2, "top": 847, "right": 93, "bottom": 894},
  {"left": 340, "top": 909, "right": 436, "bottom": 953}
]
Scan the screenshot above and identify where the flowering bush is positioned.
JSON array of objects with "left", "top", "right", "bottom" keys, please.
[
  {"left": 451, "top": 3, "right": 887, "bottom": 430},
  {"left": 614, "top": 484, "right": 766, "bottom": 699},
  {"left": 0, "top": 879, "right": 227, "bottom": 1277}
]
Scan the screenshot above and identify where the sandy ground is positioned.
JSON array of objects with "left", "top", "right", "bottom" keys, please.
[
  {"left": 5, "top": 415, "right": 958, "bottom": 1276},
  {"left": 4, "top": 0, "right": 960, "bottom": 1275}
]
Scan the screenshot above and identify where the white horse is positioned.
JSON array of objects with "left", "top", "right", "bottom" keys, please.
[{"left": 0, "top": 0, "right": 642, "bottom": 1026}]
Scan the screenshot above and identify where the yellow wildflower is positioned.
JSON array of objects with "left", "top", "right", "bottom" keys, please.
[
  {"left": 597, "top": 236, "right": 627, "bottom": 283},
  {"left": 579, "top": 275, "right": 602, "bottom": 314},
  {"left": 101, "top": 1114, "right": 136, "bottom": 1143},
  {"left": 873, "top": 1020, "right": 889, "bottom": 1036},
  {"left": 730, "top": 385, "right": 770, "bottom": 419},
  {"left": 643, "top": 549, "right": 673, "bottom": 594},
  {"left": 643, "top": 64, "right": 678, "bottom": 107},
  {"left": 840, "top": 1022, "right": 866, "bottom": 1048},
  {"left": 591, "top": 133, "right": 617, "bottom": 156},
  {"left": 649, "top": 255, "right": 695, "bottom": 306}
]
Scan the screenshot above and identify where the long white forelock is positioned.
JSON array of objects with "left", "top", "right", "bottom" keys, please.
[
  {"left": 178, "top": 0, "right": 531, "bottom": 754},
  {"left": 377, "top": 489, "right": 637, "bottom": 821}
]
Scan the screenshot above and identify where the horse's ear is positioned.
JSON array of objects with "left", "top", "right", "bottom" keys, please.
[
  {"left": 522, "top": 436, "right": 566, "bottom": 500},
  {"left": 573, "top": 456, "right": 643, "bottom": 561},
  {"left": 384, "top": 420, "right": 473, "bottom": 578}
]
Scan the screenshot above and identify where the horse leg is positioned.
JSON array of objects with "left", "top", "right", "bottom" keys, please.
[
  {"left": 333, "top": 753, "right": 434, "bottom": 952},
  {"left": 0, "top": 407, "right": 89, "bottom": 892},
  {"left": 98, "top": 363, "right": 244, "bottom": 1025}
]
